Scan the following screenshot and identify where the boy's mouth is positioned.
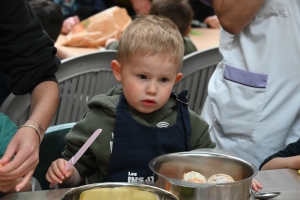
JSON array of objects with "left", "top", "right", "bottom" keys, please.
[{"left": 142, "top": 99, "right": 156, "bottom": 106}]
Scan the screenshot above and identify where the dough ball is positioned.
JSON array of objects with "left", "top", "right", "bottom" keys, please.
[
  {"left": 207, "top": 173, "right": 234, "bottom": 183},
  {"left": 182, "top": 171, "right": 206, "bottom": 183}
]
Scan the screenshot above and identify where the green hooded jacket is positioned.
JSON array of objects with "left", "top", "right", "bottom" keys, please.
[{"left": 62, "top": 85, "right": 215, "bottom": 184}]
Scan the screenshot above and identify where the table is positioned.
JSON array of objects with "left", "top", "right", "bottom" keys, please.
[
  {"left": 248, "top": 169, "right": 300, "bottom": 200},
  {"left": 54, "top": 28, "right": 220, "bottom": 58},
  {"left": 188, "top": 28, "right": 220, "bottom": 52},
  {"left": 2, "top": 169, "right": 300, "bottom": 200}
]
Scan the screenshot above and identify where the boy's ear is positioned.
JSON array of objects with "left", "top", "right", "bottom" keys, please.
[
  {"left": 111, "top": 60, "right": 122, "bottom": 82},
  {"left": 175, "top": 72, "right": 183, "bottom": 83}
]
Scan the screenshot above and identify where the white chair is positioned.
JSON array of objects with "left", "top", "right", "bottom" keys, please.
[
  {"left": 173, "top": 47, "right": 222, "bottom": 114},
  {"left": 0, "top": 50, "right": 119, "bottom": 126}
]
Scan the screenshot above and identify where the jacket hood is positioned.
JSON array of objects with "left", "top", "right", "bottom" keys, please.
[{"left": 87, "top": 85, "right": 122, "bottom": 117}]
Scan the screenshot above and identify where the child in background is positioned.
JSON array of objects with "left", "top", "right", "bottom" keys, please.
[
  {"left": 29, "top": 0, "right": 64, "bottom": 42},
  {"left": 0, "top": 114, "right": 31, "bottom": 196},
  {"left": 260, "top": 139, "right": 300, "bottom": 170},
  {"left": 53, "top": 0, "right": 109, "bottom": 35},
  {"left": 46, "top": 15, "right": 215, "bottom": 188},
  {"left": 106, "top": 0, "right": 197, "bottom": 56},
  {"left": 29, "top": 0, "right": 76, "bottom": 59}
]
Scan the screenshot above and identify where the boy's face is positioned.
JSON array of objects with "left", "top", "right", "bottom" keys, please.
[{"left": 112, "top": 54, "right": 182, "bottom": 113}]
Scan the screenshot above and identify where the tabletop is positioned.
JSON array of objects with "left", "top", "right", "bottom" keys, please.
[
  {"left": 248, "top": 169, "right": 300, "bottom": 200},
  {"left": 55, "top": 28, "right": 220, "bottom": 59},
  {"left": 2, "top": 169, "right": 300, "bottom": 200},
  {"left": 188, "top": 28, "right": 220, "bottom": 52}
]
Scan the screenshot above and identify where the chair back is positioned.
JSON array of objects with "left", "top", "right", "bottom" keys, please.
[
  {"left": 0, "top": 50, "right": 119, "bottom": 126},
  {"left": 33, "top": 122, "right": 76, "bottom": 190},
  {"left": 173, "top": 47, "right": 222, "bottom": 114}
]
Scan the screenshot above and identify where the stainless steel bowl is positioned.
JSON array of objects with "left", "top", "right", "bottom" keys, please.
[
  {"left": 149, "top": 149, "right": 257, "bottom": 200},
  {"left": 61, "top": 182, "right": 179, "bottom": 200}
]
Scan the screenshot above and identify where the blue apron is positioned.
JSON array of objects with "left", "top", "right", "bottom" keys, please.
[{"left": 102, "top": 91, "right": 191, "bottom": 183}]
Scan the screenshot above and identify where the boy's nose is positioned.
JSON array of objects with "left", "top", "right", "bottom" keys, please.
[{"left": 146, "top": 82, "right": 157, "bottom": 95}]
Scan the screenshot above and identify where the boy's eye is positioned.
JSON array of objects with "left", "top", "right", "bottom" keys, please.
[
  {"left": 138, "top": 75, "right": 147, "bottom": 79},
  {"left": 160, "top": 78, "right": 169, "bottom": 82}
]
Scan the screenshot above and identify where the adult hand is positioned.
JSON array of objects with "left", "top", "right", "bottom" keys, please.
[
  {"left": 61, "top": 15, "right": 80, "bottom": 35},
  {"left": 204, "top": 15, "right": 220, "bottom": 29},
  {"left": 130, "top": 0, "right": 151, "bottom": 15},
  {"left": 0, "top": 127, "right": 40, "bottom": 192}
]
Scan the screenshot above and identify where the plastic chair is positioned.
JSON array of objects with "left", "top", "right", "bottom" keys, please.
[
  {"left": 33, "top": 122, "right": 76, "bottom": 190},
  {"left": 173, "top": 47, "right": 222, "bottom": 114},
  {"left": 0, "top": 50, "right": 119, "bottom": 126}
]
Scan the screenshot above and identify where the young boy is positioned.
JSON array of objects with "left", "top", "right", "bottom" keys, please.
[
  {"left": 106, "top": 0, "right": 197, "bottom": 56},
  {"left": 46, "top": 15, "right": 215, "bottom": 187}
]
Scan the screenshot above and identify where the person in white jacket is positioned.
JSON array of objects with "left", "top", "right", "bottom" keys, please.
[{"left": 201, "top": 0, "right": 300, "bottom": 168}]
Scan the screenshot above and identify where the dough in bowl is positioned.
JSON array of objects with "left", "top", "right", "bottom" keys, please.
[
  {"left": 79, "top": 187, "right": 158, "bottom": 200},
  {"left": 207, "top": 173, "right": 234, "bottom": 183},
  {"left": 182, "top": 171, "right": 206, "bottom": 183}
]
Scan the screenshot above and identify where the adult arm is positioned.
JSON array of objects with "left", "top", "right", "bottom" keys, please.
[
  {"left": 0, "top": 81, "right": 59, "bottom": 191},
  {"left": 260, "top": 139, "right": 300, "bottom": 170},
  {"left": 0, "top": 0, "right": 60, "bottom": 191},
  {"left": 208, "top": 0, "right": 265, "bottom": 34},
  {"left": 261, "top": 156, "right": 300, "bottom": 170}
]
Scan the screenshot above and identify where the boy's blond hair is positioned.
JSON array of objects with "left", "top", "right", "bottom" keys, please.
[{"left": 117, "top": 15, "right": 184, "bottom": 70}]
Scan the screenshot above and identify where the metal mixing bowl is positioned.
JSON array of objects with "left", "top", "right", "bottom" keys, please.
[
  {"left": 149, "top": 149, "right": 257, "bottom": 200},
  {"left": 61, "top": 182, "right": 179, "bottom": 200}
]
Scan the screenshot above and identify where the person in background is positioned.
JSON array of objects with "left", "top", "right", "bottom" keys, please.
[
  {"left": 28, "top": 0, "right": 73, "bottom": 59},
  {"left": 53, "top": 0, "right": 109, "bottom": 35},
  {"left": 57, "top": 0, "right": 152, "bottom": 35},
  {"left": 200, "top": 0, "right": 300, "bottom": 170},
  {"left": 29, "top": 0, "right": 64, "bottom": 42},
  {"left": 189, "top": 0, "right": 220, "bottom": 28},
  {"left": 106, "top": 0, "right": 197, "bottom": 56},
  {"left": 46, "top": 15, "right": 215, "bottom": 188},
  {"left": 150, "top": 0, "right": 197, "bottom": 55},
  {"left": 53, "top": 0, "right": 108, "bottom": 20},
  {"left": 0, "top": 0, "right": 60, "bottom": 194},
  {"left": 113, "top": 0, "right": 151, "bottom": 17}
]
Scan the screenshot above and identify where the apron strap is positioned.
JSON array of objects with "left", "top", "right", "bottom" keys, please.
[{"left": 172, "top": 90, "right": 191, "bottom": 150}]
